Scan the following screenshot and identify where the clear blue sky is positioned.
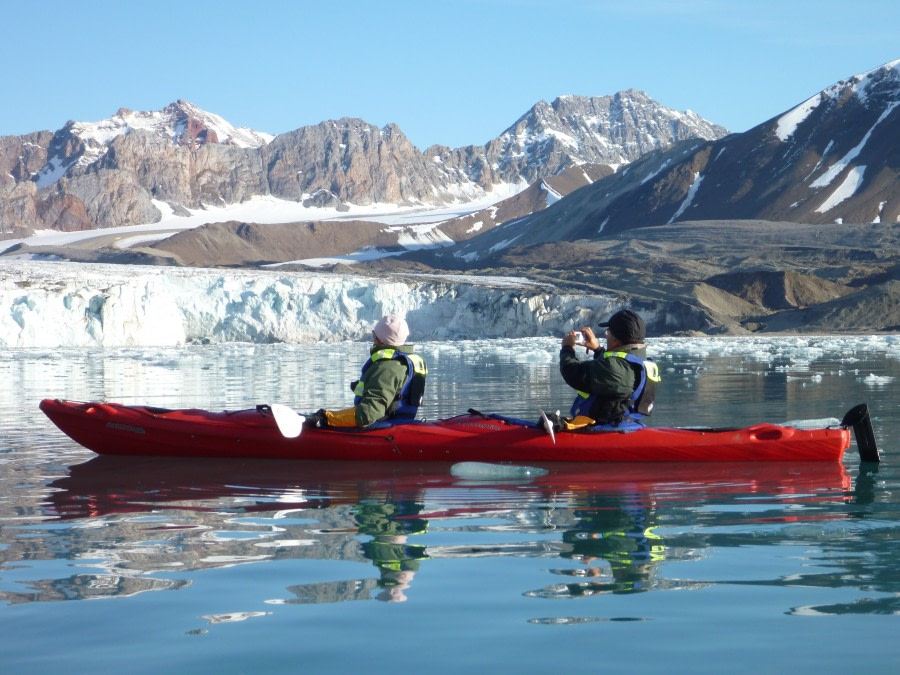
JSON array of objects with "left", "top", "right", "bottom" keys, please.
[{"left": 5, "top": 0, "right": 898, "bottom": 149}]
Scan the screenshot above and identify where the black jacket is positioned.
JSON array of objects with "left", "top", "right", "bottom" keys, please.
[{"left": 559, "top": 344, "right": 647, "bottom": 424}]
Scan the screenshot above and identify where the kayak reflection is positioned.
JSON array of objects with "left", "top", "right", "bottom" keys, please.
[{"left": 22, "top": 457, "right": 853, "bottom": 608}]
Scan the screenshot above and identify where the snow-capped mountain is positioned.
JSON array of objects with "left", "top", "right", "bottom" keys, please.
[
  {"left": 422, "top": 90, "right": 727, "bottom": 188},
  {"left": 482, "top": 90, "right": 727, "bottom": 183},
  {"left": 32, "top": 99, "right": 274, "bottom": 189},
  {"left": 0, "top": 92, "right": 727, "bottom": 236},
  {"left": 448, "top": 60, "right": 899, "bottom": 261}
]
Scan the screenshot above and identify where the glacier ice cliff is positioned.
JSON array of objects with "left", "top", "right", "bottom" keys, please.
[{"left": 0, "top": 261, "right": 633, "bottom": 348}]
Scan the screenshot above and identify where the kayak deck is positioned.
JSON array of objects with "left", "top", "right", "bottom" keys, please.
[{"left": 39, "top": 398, "right": 854, "bottom": 462}]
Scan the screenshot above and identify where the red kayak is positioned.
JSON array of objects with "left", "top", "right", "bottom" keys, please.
[{"left": 39, "top": 398, "right": 873, "bottom": 462}]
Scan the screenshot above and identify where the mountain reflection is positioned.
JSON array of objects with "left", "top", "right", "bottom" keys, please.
[{"left": 4, "top": 456, "right": 886, "bottom": 613}]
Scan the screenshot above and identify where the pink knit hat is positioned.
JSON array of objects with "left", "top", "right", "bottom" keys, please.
[{"left": 373, "top": 315, "right": 410, "bottom": 345}]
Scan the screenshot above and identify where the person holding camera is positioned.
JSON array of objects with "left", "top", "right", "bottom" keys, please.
[
  {"left": 559, "top": 309, "right": 660, "bottom": 429},
  {"left": 316, "top": 315, "right": 427, "bottom": 428}
]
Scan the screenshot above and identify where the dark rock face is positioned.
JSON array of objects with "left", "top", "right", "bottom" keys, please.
[
  {"left": 262, "top": 120, "right": 445, "bottom": 205},
  {"left": 0, "top": 131, "right": 52, "bottom": 187},
  {"left": 468, "top": 61, "right": 899, "bottom": 255}
]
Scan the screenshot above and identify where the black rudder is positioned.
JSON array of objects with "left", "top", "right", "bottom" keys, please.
[{"left": 841, "top": 404, "right": 880, "bottom": 463}]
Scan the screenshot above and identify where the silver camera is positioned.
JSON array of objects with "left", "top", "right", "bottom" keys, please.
[{"left": 573, "top": 331, "right": 584, "bottom": 342}]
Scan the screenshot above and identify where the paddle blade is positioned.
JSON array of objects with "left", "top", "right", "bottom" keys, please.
[
  {"left": 270, "top": 404, "right": 304, "bottom": 438},
  {"left": 540, "top": 409, "right": 556, "bottom": 445}
]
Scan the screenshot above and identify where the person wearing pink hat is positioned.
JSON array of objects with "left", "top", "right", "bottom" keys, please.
[{"left": 317, "top": 315, "right": 427, "bottom": 428}]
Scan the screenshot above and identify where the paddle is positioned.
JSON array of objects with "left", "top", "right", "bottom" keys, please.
[
  {"left": 539, "top": 410, "right": 556, "bottom": 445},
  {"left": 270, "top": 403, "right": 305, "bottom": 438}
]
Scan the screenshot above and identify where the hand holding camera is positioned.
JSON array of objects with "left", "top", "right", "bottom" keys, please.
[
  {"left": 563, "top": 327, "right": 601, "bottom": 353},
  {"left": 562, "top": 329, "right": 584, "bottom": 349}
]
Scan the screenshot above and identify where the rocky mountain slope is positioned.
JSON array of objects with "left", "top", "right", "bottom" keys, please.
[
  {"left": 142, "top": 162, "right": 614, "bottom": 265},
  {"left": 364, "top": 220, "right": 899, "bottom": 334},
  {"left": 422, "top": 90, "right": 727, "bottom": 186},
  {"left": 0, "top": 93, "right": 725, "bottom": 237},
  {"left": 364, "top": 62, "right": 900, "bottom": 334},
  {"left": 2, "top": 162, "right": 614, "bottom": 267},
  {"left": 447, "top": 60, "right": 899, "bottom": 263}
]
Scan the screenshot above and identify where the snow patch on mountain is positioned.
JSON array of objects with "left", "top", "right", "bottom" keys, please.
[
  {"left": 641, "top": 158, "right": 672, "bottom": 185},
  {"left": 816, "top": 166, "right": 867, "bottom": 213},
  {"left": 811, "top": 101, "right": 899, "bottom": 188},
  {"left": 385, "top": 222, "right": 456, "bottom": 248},
  {"left": 33, "top": 157, "right": 73, "bottom": 188},
  {"left": 775, "top": 94, "right": 822, "bottom": 141},
  {"left": 824, "top": 58, "right": 900, "bottom": 103},
  {"left": 271, "top": 249, "right": 405, "bottom": 269},
  {"left": 669, "top": 172, "right": 704, "bottom": 223},
  {"left": 776, "top": 60, "right": 899, "bottom": 143},
  {"left": 5, "top": 188, "right": 523, "bottom": 255},
  {"left": 542, "top": 180, "right": 563, "bottom": 205}
]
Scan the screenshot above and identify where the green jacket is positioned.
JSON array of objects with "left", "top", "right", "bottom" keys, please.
[
  {"left": 559, "top": 344, "right": 647, "bottom": 423},
  {"left": 355, "top": 345, "right": 416, "bottom": 427}
]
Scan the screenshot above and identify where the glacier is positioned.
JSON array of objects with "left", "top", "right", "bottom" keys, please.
[{"left": 0, "top": 260, "right": 630, "bottom": 349}]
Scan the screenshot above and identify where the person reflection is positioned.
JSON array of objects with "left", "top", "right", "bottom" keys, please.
[
  {"left": 354, "top": 496, "right": 429, "bottom": 603},
  {"left": 555, "top": 494, "right": 665, "bottom": 595}
]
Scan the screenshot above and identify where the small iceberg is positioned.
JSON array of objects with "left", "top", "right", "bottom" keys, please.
[
  {"left": 862, "top": 373, "right": 894, "bottom": 386},
  {"left": 451, "top": 461, "right": 549, "bottom": 480}
]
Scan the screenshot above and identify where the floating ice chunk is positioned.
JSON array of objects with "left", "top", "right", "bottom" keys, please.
[
  {"left": 509, "top": 349, "right": 555, "bottom": 364},
  {"left": 862, "top": 373, "right": 894, "bottom": 386},
  {"left": 451, "top": 461, "right": 548, "bottom": 480},
  {"left": 200, "top": 611, "right": 271, "bottom": 624}
]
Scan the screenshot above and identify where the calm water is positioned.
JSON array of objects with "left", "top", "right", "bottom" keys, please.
[{"left": 1, "top": 336, "right": 898, "bottom": 674}]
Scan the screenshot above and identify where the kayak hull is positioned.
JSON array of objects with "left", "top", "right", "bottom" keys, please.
[
  {"left": 40, "top": 398, "right": 852, "bottom": 462},
  {"left": 47, "top": 455, "right": 853, "bottom": 521}
]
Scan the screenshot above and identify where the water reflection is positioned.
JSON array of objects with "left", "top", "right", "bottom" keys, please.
[
  {"left": 297, "top": 486, "right": 431, "bottom": 603},
  {"left": 355, "top": 498, "right": 429, "bottom": 602},
  {"left": 2, "top": 456, "right": 872, "bottom": 614},
  {"left": 544, "top": 492, "right": 667, "bottom": 596},
  {"left": 29, "top": 457, "right": 447, "bottom": 606},
  {"left": 3, "top": 337, "right": 898, "bottom": 673}
]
